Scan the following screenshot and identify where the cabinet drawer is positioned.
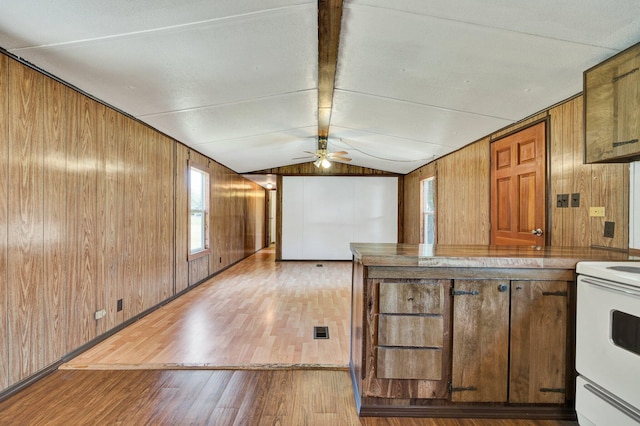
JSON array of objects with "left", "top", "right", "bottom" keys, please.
[
  {"left": 379, "top": 281, "right": 444, "bottom": 314},
  {"left": 376, "top": 347, "right": 442, "bottom": 380},
  {"left": 378, "top": 315, "right": 443, "bottom": 347}
]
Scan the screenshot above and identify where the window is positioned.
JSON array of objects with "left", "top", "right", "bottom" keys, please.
[
  {"left": 421, "top": 176, "right": 436, "bottom": 244},
  {"left": 189, "top": 163, "right": 210, "bottom": 257}
]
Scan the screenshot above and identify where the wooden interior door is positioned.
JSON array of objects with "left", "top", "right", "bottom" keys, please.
[{"left": 490, "top": 122, "right": 546, "bottom": 245}]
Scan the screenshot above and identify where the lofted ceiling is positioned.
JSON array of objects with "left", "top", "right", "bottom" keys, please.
[{"left": 1, "top": 1, "right": 640, "bottom": 179}]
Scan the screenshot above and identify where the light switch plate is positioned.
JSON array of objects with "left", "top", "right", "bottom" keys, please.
[{"left": 589, "top": 207, "right": 605, "bottom": 217}]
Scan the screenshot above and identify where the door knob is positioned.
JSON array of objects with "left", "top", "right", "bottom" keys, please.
[{"left": 530, "top": 228, "right": 543, "bottom": 236}]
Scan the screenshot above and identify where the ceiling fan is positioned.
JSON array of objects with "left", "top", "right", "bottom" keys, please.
[{"left": 294, "top": 136, "right": 352, "bottom": 169}]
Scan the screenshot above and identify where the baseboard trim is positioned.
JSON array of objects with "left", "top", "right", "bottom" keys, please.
[{"left": 358, "top": 403, "right": 577, "bottom": 420}]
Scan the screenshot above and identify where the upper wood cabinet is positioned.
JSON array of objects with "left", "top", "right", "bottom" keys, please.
[{"left": 584, "top": 41, "right": 640, "bottom": 163}]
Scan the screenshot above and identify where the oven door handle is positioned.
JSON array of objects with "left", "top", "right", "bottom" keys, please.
[
  {"left": 581, "top": 277, "right": 640, "bottom": 298},
  {"left": 583, "top": 382, "right": 640, "bottom": 423}
]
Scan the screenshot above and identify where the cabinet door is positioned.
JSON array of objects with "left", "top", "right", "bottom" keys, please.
[
  {"left": 451, "top": 279, "right": 510, "bottom": 402},
  {"left": 509, "top": 280, "right": 567, "bottom": 403},
  {"left": 585, "top": 43, "right": 640, "bottom": 163}
]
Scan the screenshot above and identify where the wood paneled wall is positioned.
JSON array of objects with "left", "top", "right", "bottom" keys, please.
[
  {"left": 403, "top": 96, "right": 629, "bottom": 250},
  {"left": 174, "top": 144, "right": 267, "bottom": 287},
  {"left": 549, "top": 96, "right": 629, "bottom": 249},
  {"left": 0, "top": 54, "right": 266, "bottom": 395},
  {"left": 437, "top": 138, "right": 491, "bottom": 245},
  {"left": 0, "top": 54, "right": 8, "bottom": 391}
]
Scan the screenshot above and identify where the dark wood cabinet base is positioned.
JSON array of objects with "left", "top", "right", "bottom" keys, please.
[{"left": 351, "top": 364, "right": 577, "bottom": 420}]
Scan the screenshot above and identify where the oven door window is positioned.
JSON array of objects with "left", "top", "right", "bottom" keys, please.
[{"left": 612, "top": 310, "right": 640, "bottom": 356}]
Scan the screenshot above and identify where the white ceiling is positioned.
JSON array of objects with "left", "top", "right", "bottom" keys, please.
[{"left": 1, "top": 0, "right": 639, "bottom": 176}]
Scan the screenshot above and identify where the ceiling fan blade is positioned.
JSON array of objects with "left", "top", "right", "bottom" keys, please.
[
  {"left": 303, "top": 151, "right": 320, "bottom": 156},
  {"left": 332, "top": 157, "right": 352, "bottom": 162},
  {"left": 292, "top": 156, "right": 315, "bottom": 160},
  {"left": 329, "top": 150, "right": 348, "bottom": 156}
]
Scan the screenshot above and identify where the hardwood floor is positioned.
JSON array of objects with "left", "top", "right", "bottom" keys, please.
[
  {"left": 0, "top": 248, "right": 577, "bottom": 425},
  {"left": 0, "top": 369, "right": 577, "bottom": 426},
  {"left": 63, "top": 247, "right": 352, "bottom": 369}
]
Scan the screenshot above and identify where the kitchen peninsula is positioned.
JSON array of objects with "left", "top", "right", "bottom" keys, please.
[{"left": 349, "top": 243, "right": 636, "bottom": 419}]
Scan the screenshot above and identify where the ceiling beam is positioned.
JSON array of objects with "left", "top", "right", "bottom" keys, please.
[{"left": 317, "top": 0, "right": 343, "bottom": 139}]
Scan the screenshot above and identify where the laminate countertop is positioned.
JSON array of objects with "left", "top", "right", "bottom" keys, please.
[{"left": 350, "top": 243, "right": 639, "bottom": 269}]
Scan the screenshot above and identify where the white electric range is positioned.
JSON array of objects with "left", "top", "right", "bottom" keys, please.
[{"left": 575, "top": 261, "right": 640, "bottom": 425}]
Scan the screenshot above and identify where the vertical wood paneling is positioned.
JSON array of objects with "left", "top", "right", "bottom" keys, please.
[
  {"left": 548, "top": 96, "right": 627, "bottom": 249},
  {"left": 211, "top": 161, "right": 225, "bottom": 273},
  {"left": 174, "top": 144, "right": 189, "bottom": 292},
  {"left": 8, "top": 61, "right": 45, "bottom": 383},
  {"left": 0, "top": 54, "right": 9, "bottom": 390},
  {"left": 64, "top": 85, "right": 79, "bottom": 354},
  {"left": 95, "top": 104, "right": 107, "bottom": 336},
  {"left": 114, "top": 113, "right": 126, "bottom": 325},
  {"left": 75, "top": 94, "right": 98, "bottom": 346},
  {"left": 43, "top": 77, "right": 67, "bottom": 364},
  {"left": 0, "top": 53, "right": 275, "bottom": 395},
  {"left": 591, "top": 163, "right": 629, "bottom": 248},
  {"left": 158, "top": 133, "right": 175, "bottom": 301},
  {"left": 549, "top": 104, "right": 567, "bottom": 246},
  {"left": 134, "top": 123, "right": 148, "bottom": 312},
  {"left": 122, "top": 118, "right": 137, "bottom": 319},
  {"left": 142, "top": 126, "right": 156, "bottom": 307},
  {"left": 561, "top": 103, "right": 575, "bottom": 244},
  {"left": 102, "top": 107, "right": 121, "bottom": 331},
  {"left": 436, "top": 138, "right": 489, "bottom": 244},
  {"left": 571, "top": 99, "right": 591, "bottom": 246}
]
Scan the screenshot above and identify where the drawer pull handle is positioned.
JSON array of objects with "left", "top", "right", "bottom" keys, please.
[
  {"left": 612, "top": 138, "right": 638, "bottom": 148},
  {"left": 542, "top": 291, "right": 567, "bottom": 297},
  {"left": 612, "top": 67, "right": 638, "bottom": 83},
  {"left": 451, "top": 289, "right": 480, "bottom": 296},
  {"left": 407, "top": 297, "right": 414, "bottom": 302},
  {"left": 449, "top": 383, "right": 478, "bottom": 393},
  {"left": 540, "top": 387, "right": 566, "bottom": 393}
]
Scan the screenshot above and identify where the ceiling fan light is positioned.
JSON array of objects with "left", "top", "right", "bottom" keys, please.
[
  {"left": 321, "top": 158, "right": 331, "bottom": 168},
  {"left": 313, "top": 158, "right": 322, "bottom": 168}
]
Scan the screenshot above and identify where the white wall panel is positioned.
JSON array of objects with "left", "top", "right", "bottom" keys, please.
[
  {"left": 281, "top": 177, "right": 305, "bottom": 259},
  {"left": 282, "top": 176, "right": 397, "bottom": 260}
]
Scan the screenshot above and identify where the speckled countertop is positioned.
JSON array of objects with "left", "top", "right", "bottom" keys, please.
[{"left": 350, "top": 243, "right": 638, "bottom": 269}]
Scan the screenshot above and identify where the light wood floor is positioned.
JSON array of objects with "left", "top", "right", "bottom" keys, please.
[
  {"left": 1, "top": 248, "right": 577, "bottom": 425},
  {"left": 63, "top": 247, "right": 352, "bottom": 369}
]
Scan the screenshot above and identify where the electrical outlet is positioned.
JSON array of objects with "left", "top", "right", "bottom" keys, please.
[
  {"left": 589, "top": 207, "right": 605, "bottom": 217},
  {"left": 604, "top": 221, "right": 615, "bottom": 238},
  {"left": 571, "top": 193, "right": 580, "bottom": 207},
  {"left": 94, "top": 309, "right": 106, "bottom": 320}
]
